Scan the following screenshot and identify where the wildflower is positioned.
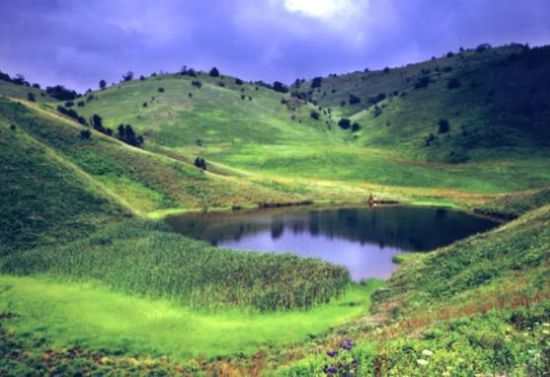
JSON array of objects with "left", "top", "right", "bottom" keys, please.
[
  {"left": 416, "top": 359, "right": 429, "bottom": 366},
  {"left": 327, "top": 364, "right": 338, "bottom": 374},
  {"left": 421, "top": 349, "right": 433, "bottom": 357},
  {"left": 542, "top": 329, "right": 549, "bottom": 335}
]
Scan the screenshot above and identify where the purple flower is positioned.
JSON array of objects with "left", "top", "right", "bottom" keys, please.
[
  {"left": 327, "top": 365, "right": 338, "bottom": 374},
  {"left": 327, "top": 351, "right": 338, "bottom": 358}
]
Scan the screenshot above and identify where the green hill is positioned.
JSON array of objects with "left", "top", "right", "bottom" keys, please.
[
  {"left": 292, "top": 44, "right": 550, "bottom": 163},
  {"left": 0, "top": 43, "right": 549, "bottom": 376}
]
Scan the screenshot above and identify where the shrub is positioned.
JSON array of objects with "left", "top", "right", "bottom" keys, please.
[
  {"left": 349, "top": 94, "right": 361, "bottom": 105},
  {"left": 310, "top": 110, "right": 320, "bottom": 120},
  {"left": 351, "top": 122, "right": 361, "bottom": 132},
  {"left": 192, "top": 80, "right": 202, "bottom": 89},
  {"left": 447, "top": 78, "right": 461, "bottom": 89},
  {"left": 80, "top": 130, "right": 91, "bottom": 140},
  {"left": 438, "top": 119, "right": 450, "bottom": 133},
  {"left": 26, "top": 93, "right": 35, "bottom": 102},
  {"left": 414, "top": 77, "right": 431, "bottom": 89},
  {"left": 235, "top": 78, "right": 244, "bottom": 85},
  {"left": 158, "top": 87, "right": 164, "bottom": 93}
]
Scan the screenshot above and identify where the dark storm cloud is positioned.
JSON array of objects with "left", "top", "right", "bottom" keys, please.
[{"left": 1, "top": 0, "right": 549, "bottom": 91}]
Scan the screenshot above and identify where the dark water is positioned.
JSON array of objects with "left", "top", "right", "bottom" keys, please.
[{"left": 167, "top": 206, "right": 499, "bottom": 280}]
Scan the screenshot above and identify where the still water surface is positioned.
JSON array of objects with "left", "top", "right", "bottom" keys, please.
[{"left": 167, "top": 206, "right": 499, "bottom": 280}]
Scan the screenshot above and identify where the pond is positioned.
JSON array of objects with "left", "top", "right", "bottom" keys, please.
[{"left": 167, "top": 206, "right": 500, "bottom": 280}]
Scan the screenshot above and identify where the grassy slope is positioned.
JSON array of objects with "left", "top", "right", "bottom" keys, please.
[
  {"left": 277, "top": 205, "right": 550, "bottom": 376},
  {"left": 76, "top": 50, "right": 550, "bottom": 197},
  {"left": 297, "top": 44, "right": 550, "bottom": 158},
  {"left": 0, "top": 118, "right": 127, "bottom": 255}
]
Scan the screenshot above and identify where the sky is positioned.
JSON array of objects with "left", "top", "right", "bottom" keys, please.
[{"left": 1, "top": 0, "right": 550, "bottom": 91}]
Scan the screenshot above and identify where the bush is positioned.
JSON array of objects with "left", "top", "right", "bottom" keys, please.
[
  {"left": 80, "top": 130, "right": 91, "bottom": 140},
  {"left": 349, "top": 94, "right": 361, "bottom": 105},
  {"left": 310, "top": 110, "right": 320, "bottom": 120},
  {"left": 158, "top": 87, "right": 164, "bottom": 93},
  {"left": 235, "top": 78, "right": 244, "bottom": 85},
  {"left": 414, "top": 77, "right": 431, "bottom": 89},
  {"left": 351, "top": 122, "right": 361, "bottom": 132},
  {"left": 447, "top": 78, "right": 461, "bottom": 89},
  {"left": 438, "top": 119, "right": 450, "bottom": 133},
  {"left": 26, "top": 93, "right": 35, "bottom": 102}
]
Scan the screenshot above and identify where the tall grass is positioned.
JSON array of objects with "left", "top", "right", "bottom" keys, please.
[{"left": 1, "top": 220, "right": 350, "bottom": 311}]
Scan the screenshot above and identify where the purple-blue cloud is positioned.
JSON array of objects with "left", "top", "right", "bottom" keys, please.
[{"left": 1, "top": 0, "right": 549, "bottom": 91}]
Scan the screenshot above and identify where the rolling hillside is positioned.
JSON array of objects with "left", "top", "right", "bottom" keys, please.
[{"left": 0, "top": 43, "right": 549, "bottom": 376}]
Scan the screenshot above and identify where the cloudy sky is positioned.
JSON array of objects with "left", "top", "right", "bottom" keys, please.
[{"left": 1, "top": 0, "right": 549, "bottom": 91}]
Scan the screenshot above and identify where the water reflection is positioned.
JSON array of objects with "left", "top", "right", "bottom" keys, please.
[{"left": 167, "top": 206, "right": 499, "bottom": 280}]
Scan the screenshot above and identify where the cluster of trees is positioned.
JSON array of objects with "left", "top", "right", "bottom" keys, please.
[
  {"left": 0, "top": 71, "right": 36, "bottom": 87},
  {"left": 117, "top": 124, "right": 144, "bottom": 147},
  {"left": 90, "top": 114, "right": 113, "bottom": 136},
  {"left": 57, "top": 105, "right": 86, "bottom": 125},
  {"left": 273, "top": 81, "right": 289, "bottom": 93},
  {"left": 180, "top": 66, "right": 198, "bottom": 77},
  {"left": 46, "top": 85, "right": 78, "bottom": 101}
]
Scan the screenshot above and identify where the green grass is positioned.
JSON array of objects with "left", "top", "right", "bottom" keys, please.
[
  {"left": 0, "top": 276, "right": 381, "bottom": 360},
  {"left": 1, "top": 220, "right": 350, "bottom": 311},
  {"left": 0, "top": 118, "right": 126, "bottom": 255}
]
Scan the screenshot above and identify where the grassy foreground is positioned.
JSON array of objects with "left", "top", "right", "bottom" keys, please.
[{"left": 274, "top": 205, "right": 550, "bottom": 376}]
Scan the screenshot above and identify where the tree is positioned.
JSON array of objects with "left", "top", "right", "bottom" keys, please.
[
  {"left": 194, "top": 157, "right": 207, "bottom": 170},
  {"left": 27, "top": 92, "right": 36, "bottom": 102},
  {"left": 338, "top": 118, "right": 351, "bottom": 130},
  {"left": 209, "top": 67, "right": 220, "bottom": 77},
  {"left": 351, "top": 122, "right": 361, "bottom": 132},
  {"left": 438, "top": 119, "right": 450, "bottom": 133},
  {"left": 122, "top": 71, "right": 134, "bottom": 82},
  {"left": 99, "top": 80, "right": 107, "bottom": 90},
  {"left": 311, "top": 77, "right": 323, "bottom": 89},
  {"left": 46, "top": 85, "right": 77, "bottom": 101},
  {"left": 91, "top": 114, "right": 104, "bottom": 132},
  {"left": 272, "top": 81, "right": 289, "bottom": 93}
]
